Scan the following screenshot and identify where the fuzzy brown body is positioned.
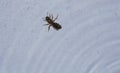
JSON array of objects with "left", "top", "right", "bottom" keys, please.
[
  {"left": 52, "top": 22, "right": 62, "bottom": 30},
  {"left": 44, "top": 14, "right": 62, "bottom": 31}
]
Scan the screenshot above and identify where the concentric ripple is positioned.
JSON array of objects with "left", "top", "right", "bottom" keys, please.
[{"left": 0, "top": 0, "right": 120, "bottom": 73}]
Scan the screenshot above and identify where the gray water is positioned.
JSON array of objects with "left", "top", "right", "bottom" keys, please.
[{"left": 0, "top": 0, "right": 120, "bottom": 73}]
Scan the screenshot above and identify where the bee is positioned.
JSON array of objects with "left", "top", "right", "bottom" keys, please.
[{"left": 43, "top": 13, "right": 62, "bottom": 31}]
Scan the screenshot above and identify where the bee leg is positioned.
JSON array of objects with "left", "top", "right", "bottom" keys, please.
[
  {"left": 48, "top": 13, "right": 52, "bottom": 18},
  {"left": 49, "top": 14, "right": 50, "bottom": 17},
  {"left": 51, "top": 14, "right": 54, "bottom": 20},
  {"left": 43, "top": 24, "right": 49, "bottom": 26},
  {"left": 53, "top": 15, "right": 58, "bottom": 21},
  {"left": 48, "top": 25, "right": 52, "bottom": 31},
  {"left": 47, "top": 12, "right": 51, "bottom": 18},
  {"left": 49, "top": 14, "right": 53, "bottom": 19}
]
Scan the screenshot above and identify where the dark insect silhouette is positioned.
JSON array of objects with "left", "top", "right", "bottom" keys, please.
[{"left": 43, "top": 13, "right": 62, "bottom": 31}]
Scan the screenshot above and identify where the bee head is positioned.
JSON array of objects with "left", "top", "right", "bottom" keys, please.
[{"left": 46, "top": 16, "right": 50, "bottom": 21}]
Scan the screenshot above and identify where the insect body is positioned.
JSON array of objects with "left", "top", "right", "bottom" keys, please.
[{"left": 43, "top": 13, "right": 62, "bottom": 31}]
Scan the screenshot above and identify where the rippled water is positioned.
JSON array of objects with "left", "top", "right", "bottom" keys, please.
[{"left": 0, "top": 0, "right": 120, "bottom": 73}]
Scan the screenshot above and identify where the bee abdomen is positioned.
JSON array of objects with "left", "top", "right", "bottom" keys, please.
[{"left": 52, "top": 23, "right": 62, "bottom": 30}]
